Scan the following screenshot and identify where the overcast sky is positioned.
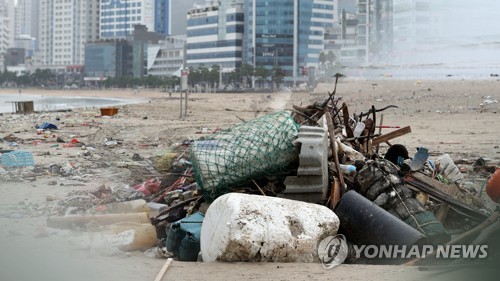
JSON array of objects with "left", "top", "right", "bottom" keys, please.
[{"left": 438, "top": 0, "right": 500, "bottom": 43}]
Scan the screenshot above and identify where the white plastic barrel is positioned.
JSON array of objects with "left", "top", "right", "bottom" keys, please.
[{"left": 200, "top": 193, "right": 339, "bottom": 262}]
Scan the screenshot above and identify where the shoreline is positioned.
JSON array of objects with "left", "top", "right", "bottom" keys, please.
[
  {"left": 0, "top": 88, "right": 169, "bottom": 100},
  {"left": 0, "top": 89, "right": 154, "bottom": 114}
]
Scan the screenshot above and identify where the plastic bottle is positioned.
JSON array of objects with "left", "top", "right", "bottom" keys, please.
[
  {"left": 436, "top": 154, "right": 464, "bottom": 184},
  {"left": 339, "top": 164, "right": 356, "bottom": 175},
  {"left": 104, "top": 223, "right": 157, "bottom": 251},
  {"left": 95, "top": 199, "right": 149, "bottom": 214},
  {"left": 353, "top": 122, "right": 366, "bottom": 138}
]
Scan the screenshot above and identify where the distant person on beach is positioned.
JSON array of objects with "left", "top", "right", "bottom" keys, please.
[{"left": 19, "top": 89, "right": 21, "bottom": 95}]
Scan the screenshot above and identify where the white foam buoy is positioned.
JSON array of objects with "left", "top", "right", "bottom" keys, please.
[{"left": 200, "top": 193, "right": 339, "bottom": 262}]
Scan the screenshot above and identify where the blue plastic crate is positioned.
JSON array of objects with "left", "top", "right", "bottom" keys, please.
[{"left": 1, "top": 150, "right": 35, "bottom": 167}]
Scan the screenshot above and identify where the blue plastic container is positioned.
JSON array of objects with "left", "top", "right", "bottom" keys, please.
[
  {"left": 166, "top": 212, "right": 204, "bottom": 261},
  {"left": 1, "top": 150, "right": 35, "bottom": 167}
]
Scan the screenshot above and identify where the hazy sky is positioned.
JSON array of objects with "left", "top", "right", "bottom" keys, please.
[
  {"left": 439, "top": 0, "right": 500, "bottom": 43},
  {"left": 426, "top": 1, "right": 500, "bottom": 66}
]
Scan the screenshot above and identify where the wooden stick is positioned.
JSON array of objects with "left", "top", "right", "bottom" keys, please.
[
  {"left": 376, "top": 114, "right": 384, "bottom": 153},
  {"left": 252, "top": 180, "right": 267, "bottom": 196},
  {"left": 324, "top": 109, "right": 345, "bottom": 192},
  {"left": 342, "top": 103, "right": 354, "bottom": 138},
  {"left": 372, "top": 126, "right": 412, "bottom": 146},
  {"left": 329, "top": 177, "right": 341, "bottom": 209},
  {"left": 405, "top": 174, "right": 486, "bottom": 221},
  {"left": 154, "top": 258, "right": 173, "bottom": 281}
]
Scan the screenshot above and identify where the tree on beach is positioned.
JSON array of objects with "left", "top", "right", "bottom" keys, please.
[
  {"left": 254, "top": 66, "right": 270, "bottom": 88},
  {"left": 16, "top": 72, "right": 32, "bottom": 86},
  {"left": 0, "top": 70, "right": 18, "bottom": 87},
  {"left": 31, "top": 69, "right": 56, "bottom": 87},
  {"left": 272, "top": 64, "right": 286, "bottom": 91},
  {"left": 240, "top": 63, "right": 255, "bottom": 88},
  {"left": 209, "top": 65, "right": 220, "bottom": 88}
]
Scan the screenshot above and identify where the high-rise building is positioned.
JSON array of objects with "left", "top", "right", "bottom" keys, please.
[
  {"left": 0, "top": 0, "right": 15, "bottom": 68},
  {"left": 243, "top": 0, "right": 335, "bottom": 85},
  {"left": 167, "top": 0, "right": 200, "bottom": 36},
  {"left": 38, "top": 0, "right": 100, "bottom": 66},
  {"left": 186, "top": 0, "right": 245, "bottom": 72},
  {"left": 0, "top": 17, "right": 10, "bottom": 58},
  {"left": 100, "top": 0, "right": 155, "bottom": 39},
  {"left": 391, "top": 0, "right": 431, "bottom": 63},
  {"left": 14, "top": 0, "right": 39, "bottom": 43},
  {"left": 335, "top": 0, "right": 356, "bottom": 17},
  {"left": 354, "top": 0, "right": 368, "bottom": 64},
  {"left": 155, "top": 0, "right": 203, "bottom": 35},
  {"left": 147, "top": 35, "right": 186, "bottom": 77},
  {"left": 155, "top": 0, "right": 169, "bottom": 34},
  {"left": 84, "top": 40, "right": 132, "bottom": 79},
  {"left": 13, "top": 34, "right": 36, "bottom": 57},
  {"left": 368, "top": 0, "right": 392, "bottom": 64}
]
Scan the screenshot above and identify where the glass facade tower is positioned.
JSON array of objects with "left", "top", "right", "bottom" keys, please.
[
  {"left": 186, "top": 1, "right": 244, "bottom": 72},
  {"left": 244, "top": 0, "right": 334, "bottom": 85}
]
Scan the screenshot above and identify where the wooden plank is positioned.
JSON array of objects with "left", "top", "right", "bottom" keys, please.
[
  {"left": 435, "top": 185, "right": 460, "bottom": 222},
  {"left": 411, "top": 172, "right": 461, "bottom": 222},
  {"left": 342, "top": 103, "right": 354, "bottom": 138},
  {"left": 154, "top": 258, "right": 173, "bottom": 281},
  {"left": 404, "top": 174, "right": 487, "bottom": 221},
  {"left": 411, "top": 172, "right": 461, "bottom": 194},
  {"left": 324, "top": 110, "right": 345, "bottom": 191},
  {"left": 372, "top": 126, "right": 411, "bottom": 146}
]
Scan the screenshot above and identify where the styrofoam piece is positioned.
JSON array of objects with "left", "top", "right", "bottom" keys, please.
[
  {"left": 281, "top": 126, "right": 329, "bottom": 202},
  {"left": 200, "top": 193, "right": 339, "bottom": 262},
  {"left": 436, "top": 154, "right": 464, "bottom": 184}
]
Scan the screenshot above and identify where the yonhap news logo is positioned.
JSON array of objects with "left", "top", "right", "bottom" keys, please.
[
  {"left": 317, "top": 234, "right": 349, "bottom": 269},
  {"left": 318, "top": 235, "right": 489, "bottom": 269},
  {"left": 350, "top": 244, "right": 488, "bottom": 259}
]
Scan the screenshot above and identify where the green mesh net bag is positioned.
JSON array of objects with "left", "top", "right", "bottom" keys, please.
[{"left": 190, "top": 111, "right": 300, "bottom": 202}]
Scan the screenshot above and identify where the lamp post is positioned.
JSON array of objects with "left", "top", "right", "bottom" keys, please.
[{"left": 272, "top": 47, "right": 278, "bottom": 92}]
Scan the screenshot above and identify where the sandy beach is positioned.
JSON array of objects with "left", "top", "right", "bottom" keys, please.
[{"left": 0, "top": 79, "right": 499, "bottom": 281}]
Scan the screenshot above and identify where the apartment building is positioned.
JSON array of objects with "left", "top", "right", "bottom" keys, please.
[
  {"left": 38, "top": 0, "right": 100, "bottom": 66},
  {"left": 100, "top": 0, "right": 155, "bottom": 39},
  {"left": 186, "top": 0, "right": 245, "bottom": 72}
]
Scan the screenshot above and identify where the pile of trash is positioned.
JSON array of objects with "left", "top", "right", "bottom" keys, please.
[{"left": 39, "top": 81, "right": 499, "bottom": 267}]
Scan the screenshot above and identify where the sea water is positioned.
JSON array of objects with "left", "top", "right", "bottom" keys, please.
[
  {"left": 0, "top": 93, "right": 139, "bottom": 114},
  {"left": 341, "top": 65, "right": 500, "bottom": 80}
]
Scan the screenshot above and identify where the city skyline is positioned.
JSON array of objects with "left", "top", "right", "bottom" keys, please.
[{"left": 2, "top": 0, "right": 500, "bottom": 85}]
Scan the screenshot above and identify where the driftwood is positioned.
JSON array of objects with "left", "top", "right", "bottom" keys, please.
[
  {"left": 372, "top": 126, "right": 412, "bottom": 146},
  {"left": 404, "top": 174, "right": 487, "bottom": 221},
  {"left": 342, "top": 103, "right": 354, "bottom": 138},
  {"left": 154, "top": 258, "right": 173, "bottom": 281},
  {"left": 325, "top": 109, "right": 345, "bottom": 193}
]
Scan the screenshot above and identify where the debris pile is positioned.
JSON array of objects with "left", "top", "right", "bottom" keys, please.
[
  {"left": 141, "top": 79, "right": 498, "bottom": 266},
  {"left": 3, "top": 83, "right": 497, "bottom": 268}
]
